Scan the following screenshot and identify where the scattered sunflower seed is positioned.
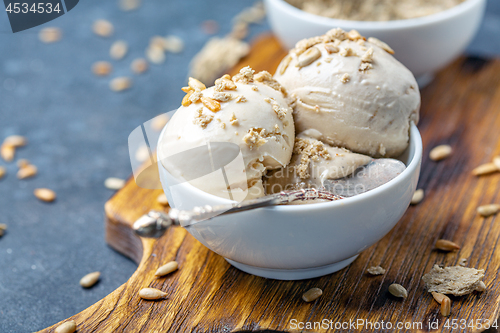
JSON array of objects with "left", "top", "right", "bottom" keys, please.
[
  {"left": 1, "top": 144, "right": 15, "bottom": 162},
  {"left": 472, "top": 163, "right": 498, "bottom": 176},
  {"left": 157, "top": 193, "right": 168, "bottom": 206},
  {"left": 435, "top": 239, "right": 460, "bottom": 251},
  {"left": 151, "top": 114, "right": 168, "bottom": 131},
  {"left": 0, "top": 166, "right": 5, "bottom": 179},
  {"left": 4, "top": 135, "right": 27, "bottom": 147},
  {"left": 164, "top": 35, "right": 184, "bottom": 53},
  {"left": 475, "top": 281, "right": 486, "bottom": 292},
  {"left": 429, "top": 145, "right": 452, "bottom": 161},
  {"left": 80, "top": 271, "right": 101, "bottom": 288},
  {"left": 17, "top": 159, "right": 29, "bottom": 168},
  {"left": 92, "top": 61, "right": 112, "bottom": 76},
  {"left": 297, "top": 46, "right": 321, "bottom": 68},
  {"left": 411, "top": 189, "right": 424, "bottom": 205},
  {"left": 55, "top": 320, "right": 77, "bottom": 333},
  {"left": 139, "top": 287, "right": 168, "bottom": 300},
  {"left": 109, "top": 77, "right": 132, "bottom": 92},
  {"left": 155, "top": 261, "right": 178, "bottom": 277},
  {"left": 388, "top": 283, "right": 407, "bottom": 298},
  {"left": 431, "top": 291, "right": 447, "bottom": 304},
  {"left": 146, "top": 46, "right": 166, "bottom": 64},
  {"left": 302, "top": 287, "right": 323, "bottom": 302},
  {"left": 39, "top": 27, "right": 62, "bottom": 43},
  {"left": 104, "top": 177, "right": 125, "bottom": 190},
  {"left": 119, "top": 0, "right": 141, "bottom": 11},
  {"left": 367, "top": 266, "right": 385, "bottom": 275},
  {"left": 34, "top": 188, "right": 57, "bottom": 202},
  {"left": 477, "top": 204, "right": 500, "bottom": 217},
  {"left": 440, "top": 297, "right": 451, "bottom": 316},
  {"left": 17, "top": 164, "right": 37, "bottom": 179},
  {"left": 110, "top": 40, "right": 128, "bottom": 60},
  {"left": 93, "top": 19, "right": 114, "bottom": 37},
  {"left": 131, "top": 58, "right": 148, "bottom": 74}
]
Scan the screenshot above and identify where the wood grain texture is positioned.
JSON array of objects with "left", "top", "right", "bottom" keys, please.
[{"left": 40, "top": 35, "right": 500, "bottom": 333}]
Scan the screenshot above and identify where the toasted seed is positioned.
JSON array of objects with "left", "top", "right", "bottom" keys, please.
[
  {"left": 472, "top": 163, "right": 498, "bottom": 176},
  {"left": 93, "top": 19, "right": 114, "bottom": 37},
  {"left": 188, "top": 77, "right": 206, "bottom": 91},
  {"left": 110, "top": 77, "right": 132, "bottom": 92},
  {"left": 17, "top": 159, "right": 30, "bottom": 168},
  {"left": 104, "top": 177, "right": 125, "bottom": 190},
  {"left": 367, "top": 37, "right": 394, "bottom": 54},
  {"left": 110, "top": 40, "right": 128, "bottom": 60},
  {"left": 493, "top": 156, "right": 500, "bottom": 170},
  {"left": 475, "top": 281, "right": 486, "bottom": 292},
  {"left": 431, "top": 291, "right": 447, "bottom": 304},
  {"left": 324, "top": 43, "right": 339, "bottom": 54},
  {"left": 157, "top": 193, "right": 169, "bottom": 206},
  {"left": 477, "top": 204, "right": 500, "bottom": 217},
  {"left": 435, "top": 239, "right": 460, "bottom": 251},
  {"left": 131, "top": 58, "right": 148, "bottom": 74},
  {"left": 367, "top": 265, "right": 385, "bottom": 275},
  {"left": 302, "top": 287, "right": 322, "bottom": 302},
  {"left": 347, "top": 29, "right": 364, "bottom": 41},
  {"left": 4, "top": 135, "right": 27, "bottom": 147},
  {"left": 388, "top": 283, "right": 407, "bottom": 298},
  {"left": 411, "top": 189, "right": 424, "bottom": 205},
  {"left": 429, "top": 145, "right": 452, "bottom": 161},
  {"left": 80, "top": 271, "right": 101, "bottom": 288},
  {"left": 34, "top": 188, "right": 56, "bottom": 202},
  {"left": 55, "top": 320, "right": 76, "bottom": 333},
  {"left": 151, "top": 114, "right": 169, "bottom": 131},
  {"left": 297, "top": 47, "right": 321, "bottom": 68},
  {"left": 155, "top": 261, "right": 178, "bottom": 277},
  {"left": 181, "top": 86, "right": 192, "bottom": 93},
  {"left": 139, "top": 287, "right": 168, "bottom": 300},
  {"left": 0, "top": 166, "right": 5, "bottom": 179},
  {"left": 201, "top": 97, "right": 221, "bottom": 112},
  {"left": 92, "top": 61, "right": 112, "bottom": 76},
  {"left": 279, "top": 55, "right": 292, "bottom": 75},
  {"left": 182, "top": 91, "right": 193, "bottom": 107},
  {"left": 39, "top": 27, "right": 62, "bottom": 43},
  {"left": 440, "top": 297, "right": 451, "bottom": 316},
  {"left": 1, "top": 144, "right": 15, "bottom": 162},
  {"left": 17, "top": 164, "right": 37, "bottom": 179},
  {"left": 164, "top": 35, "right": 184, "bottom": 53},
  {"left": 146, "top": 46, "right": 166, "bottom": 64}
]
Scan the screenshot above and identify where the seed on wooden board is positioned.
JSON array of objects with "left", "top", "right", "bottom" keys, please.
[
  {"left": 155, "top": 261, "right": 178, "bottom": 277},
  {"left": 131, "top": 58, "right": 148, "bottom": 74},
  {"left": 55, "top": 320, "right": 77, "bottom": 333},
  {"left": 440, "top": 297, "right": 451, "bottom": 316},
  {"left": 104, "top": 177, "right": 125, "bottom": 190},
  {"left": 493, "top": 156, "right": 500, "bottom": 170},
  {"left": 431, "top": 291, "right": 447, "bottom": 304},
  {"left": 0, "top": 166, "right": 5, "bottom": 179},
  {"left": 302, "top": 287, "right": 322, "bottom": 302},
  {"left": 435, "top": 239, "right": 460, "bottom": 251},
  {"left": 429, "top": 145, "right": 452, "bottom": 161},
  {"left": 17, "top": 164, "right": 37, "bottom": 179},
  {"left": 411, "top": 189, "right": 424, "bottom": 205},
  {"left": 34, "top": 188, "right": 57, "bottom": 202},
  {"left": 388, "top": 283, "right": 407, "bottom": 298},
  {"left": 297, "top": 47, "right": 321, "bottom": 68},
  {"left": 475, "top": 281, "right": 486, "bottom": 292},
  {"left": 157, "top": 193, "right": 168, "bottom": 206},
  {"left": 110, "top": 40, "right": 128, "bottom": 60},
  {"left": 93, "top": 19, "right": 114, "bottom": 37},
  {"left": 39, "top": 27, "right": 62, "bottom": 43},
  {"left": 1, "top": 144, "right": 15, "bottom": 162},
  {"left": 477, "top": 204, "right": 500, "bottom": 217},
  {"left": 139, "top": 287, "right": 168, "bottom": 300},
  {"left": 110, "top": 77, "right": 132, "bottom": 92},
  {"left": 472, "top": 163, "right": 498, "bottom": 176},
  {"left": 4, "top": 135, "right": 27, "bottom": 147},
  {"left": 80, "top": 271, "right": 101, "bottom": 288}
]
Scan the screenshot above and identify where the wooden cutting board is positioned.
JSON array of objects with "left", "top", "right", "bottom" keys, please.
[{"left": 41, "top": 35, "right": 500, "bottom": 333}]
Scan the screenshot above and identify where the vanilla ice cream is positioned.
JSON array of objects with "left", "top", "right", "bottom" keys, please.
[
  {"left": 274, "top": 28, "right": 420, "bottom": 157},
  {"left": 158, "top": 67, "right": 294, "bottom": 200}
]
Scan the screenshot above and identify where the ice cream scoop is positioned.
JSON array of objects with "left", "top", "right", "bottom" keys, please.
[{"left": 274, "top": 28, "right": 420, "bottom": 158}]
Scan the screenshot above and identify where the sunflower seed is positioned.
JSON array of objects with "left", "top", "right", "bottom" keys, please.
[
  {"left": 1, "top": 144, "right": 15, "bottom": 162},
  {"left": 157, "top": 193, "right": 169, "bottom": 206},
  {"left": 435, "top": 239, "right": 460, "bottom": 251},
  {"left": 92, "top": 61, "right": 112, "bottom": 76},
  {"left": 201, "top": 97, "right": 221, "bottom": 112},
  {"left": 93, "top": 19, "right": 114, "bottom": 37},
  {"left": 472, "top": 163, "right": 498, "bottom": 176},
  {"left": 279, "top": 55, "right": 292, "bottom": 75},
  {"left": 110, "top": 77, "right": 132, "bottom": 92},
  {"left": 105, "top": 177, "right": 125, "bottom": 190},
  {"left": 411, "top": 189, "right": 424, "bottom": 205},
  {"left": 477, "top": 204, "right": 500, "bottom": 217},
  {"left": 475, "top": 281, "right": 486, "bottom": 292},
  {"left": 182, "top": 91, "right": 193, "bottom": 107},
  {"left": 440, "top": 297, "right": 451, "bottom": 316},
  {"left": 188, "top": 77, "right": 206, "bottom": 91},
  {"left": 155, "top": 261, "right": 178, "bottom": 277},
  {"left": 131, "top": 58, "right": 148, "bottom": 74},
  {"left": 297, "top": 47, "right": 321, "bottom": 68},
  {"left": 429, "top": 145, "right": 452, "bottom": 161},
  {"left": 388, "top": 283, "right": 407, "bottom": 298},
  {"left": 302, "top": 287, "right": 322, "bottom": 302},
  {"left": 17, "top": 159, "right": 30, "bottom": 168},
  {"left": 55, "top": 320, "right": 76, "bottom": 333},
  {"left": 431, "top": 291, "right": 447, "bottom": 304},
  {"left": 17, "top": 164, "right": 37, "bottom": 179},
  {"left": 39, "top": 27, "right": 62, "bottom": 43},
  {"left": 0, "top": 166, "right": 5, "bottom": 179},
  {"left": 146, "top": 46, "right": 165, "bottom": 64},
  {"left": 164, "top": 35, "right": 184, "bottom": 53},
  {"left": 493, "top": 156, "right": 500, "bottom": 170},
  {"left": 367, "top": 266, "right": 385, "bottom": 275},
  {"left": 110, "top": 40, "right": 128, "bottom": 60},
  {"left": 34, "top": 188, "right": 57, "bottom": 202},
  {"left": 80, "top": 271, "right": 101, "bottom": 288},
  {"left": 139, "top": 287, "right": 167, "bottom": 300},
  {"left": 4, "top": 135, "right": 27, "bottom": 147}
]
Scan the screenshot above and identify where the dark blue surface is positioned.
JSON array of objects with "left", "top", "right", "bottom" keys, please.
[{"left": 0, "top": 1, "right": 498, "bottom": 332}]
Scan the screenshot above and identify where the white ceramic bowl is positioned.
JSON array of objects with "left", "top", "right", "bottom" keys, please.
[
  {"left": 158, "top": 123, "right": 422, "bottom": 280},
  {"left": 265, "top": 0, "right": 486, "bottom": 81}
]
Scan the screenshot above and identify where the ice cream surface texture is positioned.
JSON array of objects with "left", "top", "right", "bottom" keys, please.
[
  {"left": 274, "top": 28, "right": 420, "bottom": 158},
  {"left": 158, "top": 67, "right": 295, "bottom": 200}
]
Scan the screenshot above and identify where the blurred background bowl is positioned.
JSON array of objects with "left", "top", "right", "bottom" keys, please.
[{"left": 265, "top": 0, "right": 487, "bottom": 83}]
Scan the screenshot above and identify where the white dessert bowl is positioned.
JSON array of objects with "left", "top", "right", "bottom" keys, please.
[
  {"left": 264, "top": 0, "right": 486, "bottom": 82},
  {"left": 157, "top": 123, "right": 422, "bottom": 280}
]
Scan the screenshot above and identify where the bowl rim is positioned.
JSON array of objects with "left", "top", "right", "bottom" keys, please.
[{"left": 266, "top": 0, "right": 485, "bottom": 30}]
